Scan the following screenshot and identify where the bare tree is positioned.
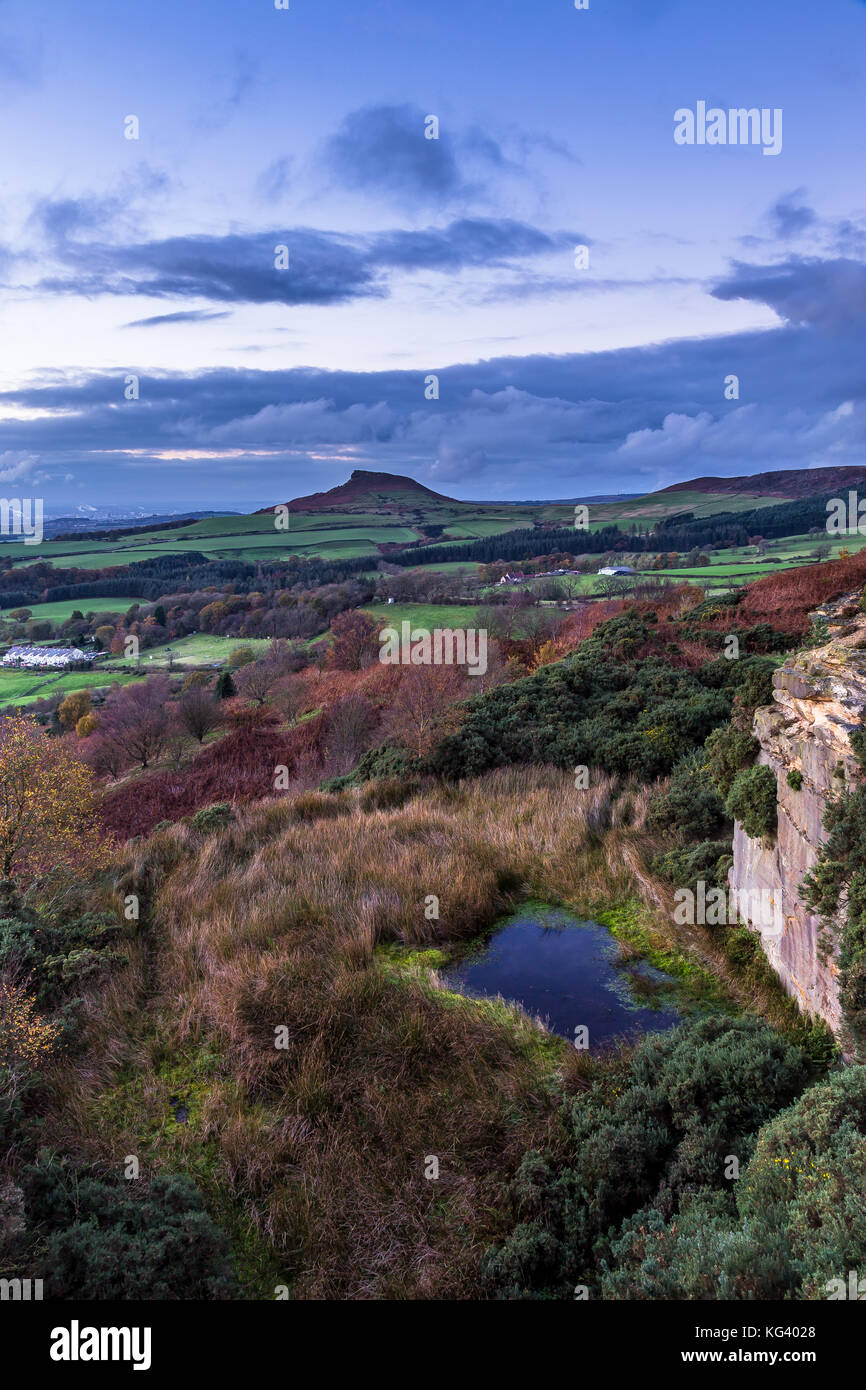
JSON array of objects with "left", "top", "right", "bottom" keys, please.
[
  {"left": 383, "top": 666, "right": 465, "bottom": 760},
  {"left": 234, "top": 658, "right": 282, "bottom": 706},
  {"left": 178, "top": 684, "right": 222, "bottom": 743},
  {"left": 323, "top": 693, "right": 377, "bottom": 776},
  {"left": 99, "top": 676, "right": 171, "bottom": 769},
  {"left": 275, "top": 674, "right": 307, "bottom": 727}
]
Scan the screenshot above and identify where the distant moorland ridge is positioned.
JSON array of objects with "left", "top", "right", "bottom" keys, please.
[{"left": 659, "top": 466, "right": 866, "bottom": 500}]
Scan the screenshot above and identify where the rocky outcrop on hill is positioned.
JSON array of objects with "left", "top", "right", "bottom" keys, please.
[{"left": 729, "top": 590, "right": 866, "bottom": 1037}]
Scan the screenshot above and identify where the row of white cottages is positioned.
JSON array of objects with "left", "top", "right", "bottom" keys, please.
[{"left": 2, "top": 645, "right": 94, "bottom": 670}]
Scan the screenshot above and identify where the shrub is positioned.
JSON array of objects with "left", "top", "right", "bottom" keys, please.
[
  {"left": 191, "top": 803, "right": 235, "bottom": 833},
  {"left": 23, "top": 1160, "right": 239, "bottom": 1300},
  {"left": 0, "top": 908, "right": 126, "bottom": 1044},
  {"left": 322, "top": 741, "right": 424, "bottom": 790},
  {"left": 58, "top": 689, "right": 92, "bottom": 729},
  {"left": 600, "top": 1067, "right": 866, "bottom": 1300},
  {"left": 215, "top": 670, "right": 236, "bottom": 699},
  {"left": 650, "top": 838, "right": 732, "bottom": 892},
  {"left": 647, "top": 752, "right": 728, "bottom": 839},
  {"left": 0, "top": 716, "right": 104, "bottom": 884},
  {"left": 227, "top": 647, "right": 255, "bottom": 670},
  {"left": 725, "top": 764, "right": 777, "bottom": 839},
  {"left": 430, "top": 614, "right": 731, "bottom": 782},
  {"left": 481, "top": 1016, "right": 809, "bottom": 1298},
  {"left": 705, "top": 724, "right": 759, "bottom": 799},
  {"left": 786, "top": 768, "right": 803, "bottom": 791}
]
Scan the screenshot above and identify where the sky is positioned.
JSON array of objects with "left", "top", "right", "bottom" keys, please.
[{"left": 0, "top": 0, "right": 864, "bottom": 511}]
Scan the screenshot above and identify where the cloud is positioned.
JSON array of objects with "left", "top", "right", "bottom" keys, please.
[
  {"left": 767, "top": 189, "right": 817, "bottom": 240},
  {"left": 5, "top": 229, "right": 866, "bottom": 502},
  {"left": 712, "top": 256, "right": 866, "bottom": 333},
  {"left": 256, "top": 157, "right": 294, "bottom": 203},
  {"left": 123, "top": 310, "right": 232, "bottom": 328},
  {"left": 322, "top": 103, "right": 493, "bottom": 207},
  {"left": 203, "top": 399, "right": 397, "bottom": 446},
  {"left": 0, "top": 306, "right": 860, "bottom": 502},
  {"left": 0, "top": 451, "right": 38, "bottom": 485},
  {"left": 30, "top": 211, "right": 575, "bottom": 307}
]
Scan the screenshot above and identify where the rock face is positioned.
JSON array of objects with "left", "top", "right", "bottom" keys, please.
[{"left": 729, "top": 590, "right": 866, "bottom": 1037}]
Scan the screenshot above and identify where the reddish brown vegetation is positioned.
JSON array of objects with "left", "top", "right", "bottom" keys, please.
[
  {"left": 103, "top": 708, "right": 326, "bottom": 838},
  {"left": 714, "top": 552, "right": 866, "bottom": 635},
  {"left": 659, "top": 466, "right": 866, "bottom": 499},
  {"left": 267, "top": 468, "right": 453, "bottom": 512},
  {"left": 556, "top": 597, "right": 629, "bottom": 654}
]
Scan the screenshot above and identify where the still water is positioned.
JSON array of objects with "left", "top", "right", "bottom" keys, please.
[{"left": 440, "top": 905, "right": 683, "bottom": 1043}]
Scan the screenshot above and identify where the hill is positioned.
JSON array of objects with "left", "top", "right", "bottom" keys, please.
[
  {"left": 657, "top": 466, "right": 866, "bottom": 501},
  {"left": 271, "top": 469, "right": 459, "bottom": 514}
]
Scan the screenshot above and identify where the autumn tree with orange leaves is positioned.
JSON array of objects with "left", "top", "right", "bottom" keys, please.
[
  {"left": 0, "top": 716, "right": 104, "bottom": 885},
  {"left": 0, "top": 979, "right": 61, "bottom": 1100}
]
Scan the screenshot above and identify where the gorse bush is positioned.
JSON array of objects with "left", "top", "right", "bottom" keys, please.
[
  {"left": 430, "top": 614, "right": 731, "bottom": 781},
  {"left": 191, "top": 802, "right": 235, "bottom": 833},
  {"left": 704, "top": 725, "right": 760, "bottom": 799},
  {"left": 23, "top": 1159, "right": 238, "bottom": 1299},
  {"left": 650, "top": 839, "right": 732, "bottom": 894},
  {"left": 599, "top": 1066, "right": 866, "bottom": 1299},
  {"left": 725, "top": 764, "right": 778, "bottom": 840},
  {"left": 481, "top": 1016, "right": 811, "bottom": 1299},
  {"left": 646, "top": 752, "right": 728, "bottom": 840}
]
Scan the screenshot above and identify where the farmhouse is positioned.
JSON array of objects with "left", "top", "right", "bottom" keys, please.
[
  {"left": 597, "top": 565, "right": 636, "bottom": 577},
  {"left": 2, "top": 645, "right": 93, "bottom": 670}
]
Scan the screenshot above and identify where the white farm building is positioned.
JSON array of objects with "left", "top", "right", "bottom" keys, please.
[
  {"left": 597, "top": 565, "right": 636, "bottom": 577},
  {"left": 2, "top": 645, "right": 93, "bottom": 670}
]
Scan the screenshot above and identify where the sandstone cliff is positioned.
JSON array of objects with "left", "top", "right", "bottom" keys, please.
[{"left": 729, "top": 590, "right": 866, "bottom": 1038}]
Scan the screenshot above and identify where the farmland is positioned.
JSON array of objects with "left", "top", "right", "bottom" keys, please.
[
  {"left": 110, "top": 634, "right": 276, "bottom": 669},
  {"left": 0, "top": 665, "right": 143, "bottom": 708},
  {"left": 363, "top": 602, "right": 481, "bottom": 631},
  {"left": 2, "top": 595, "right": 141, "bottom": 622}
]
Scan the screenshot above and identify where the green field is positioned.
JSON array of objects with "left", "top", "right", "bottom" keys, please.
[
  {"left": 0, "top": 667, "right": 143, "bottom": 708},
  {"left": 364, "top": 603, "right": 481, "bottom": 631},
  {"left": 590, "top": 488, "right": 806, "bottom": 527},
  {"left": 2, "top": 595, "right": 141, "bottom": 623},
  {"left": 111, "top": 634, "right": 276, "bottom": 669}
]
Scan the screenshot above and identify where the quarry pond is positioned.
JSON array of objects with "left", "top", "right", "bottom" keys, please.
[{"left": 440, "top": 904, "right": 685, "bottom": 1044}]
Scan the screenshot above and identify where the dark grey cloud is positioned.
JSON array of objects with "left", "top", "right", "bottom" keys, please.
[
  {"left": 712, "top": 256, "right": 866, "bottom": 333},
  {"left": 768, "top": 189, "right": 817, "bottom": 240},
  {"left": 319, "top": 102, "right": 554, "bottom": 210},
  {"left": 323, "top": 103, "right": 476, "bottom": 206},
  {"left": 29, "top": 206, "right": 576, "bottom": 307},
  {"left": 3, "top": 297, "right": 864, "bottom": 506}
]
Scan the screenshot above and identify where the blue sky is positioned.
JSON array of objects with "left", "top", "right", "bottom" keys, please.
[{"left": 0, "top": 0, "right": 865, "bottom": 509}]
